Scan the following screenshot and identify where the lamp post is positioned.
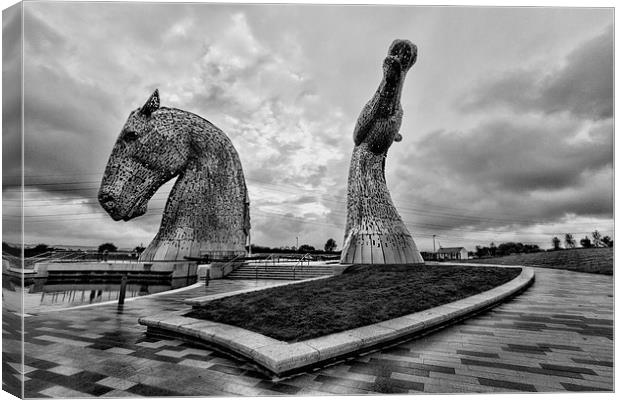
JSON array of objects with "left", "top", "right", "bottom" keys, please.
[{"left": 248, "top": 231, "right": 252, "bottom": 257}]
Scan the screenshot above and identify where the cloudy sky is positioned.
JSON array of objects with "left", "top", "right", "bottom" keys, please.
[{"left": 2, "top": 2, "right": 613, "bottom": 252}]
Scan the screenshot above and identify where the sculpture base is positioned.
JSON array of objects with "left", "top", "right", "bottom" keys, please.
[
  {"left": 139, "top": 239, "right": 246, "bottom": 262},
  {"left": 340, "top": 232, "right": 424, "bottom": 264}
]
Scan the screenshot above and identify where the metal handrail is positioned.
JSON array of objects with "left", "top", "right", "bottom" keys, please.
[
  {"left": 220, "top": 253, "right": 242, "bottom": 269},
  {"left": 26, "top": 251, "right": 86, "bottom": 266},
  {"left": 251, "top": 252, "right": 315, "bottom": 280},
  {"left": 254, "top": 253, "right": 276, "bottom": 279},
  {"left": 292, "top": 253, "right": 312, "bottom": 280},
  {"left": 263, "top": 253, "right": 275, "bottom": 266},
  {"left": 207, "top": 253, "right": 241, "bottom": 280},
  {"left": 22, "top": 250, "right": 141, "bottom": 264},
  {"left": 23, "top": 251, "right": 55, "bottom": 261}
]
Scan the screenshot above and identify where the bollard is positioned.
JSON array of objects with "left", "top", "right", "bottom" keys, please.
[
  {"left": 118, "top": 274, "right": 128, "bottom": 305},
  {"left": 205, "top": 268, "right": 210, "bottom": 287}
]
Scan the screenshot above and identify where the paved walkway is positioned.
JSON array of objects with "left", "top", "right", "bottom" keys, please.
[{"left": 2, "top": 267, "right": 613, "bottom": 397}]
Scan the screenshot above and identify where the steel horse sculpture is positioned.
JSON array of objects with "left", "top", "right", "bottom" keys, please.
[
  {"left": 99, "top": 90, "right": 250, "bottom": 261},
  {"left": 340, "top": 39, "right": 424, "bottom": 264}
]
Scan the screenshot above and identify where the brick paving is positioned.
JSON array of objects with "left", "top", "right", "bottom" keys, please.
[{"left": 2, "top": 267, "right": 613, "bottom": 397}]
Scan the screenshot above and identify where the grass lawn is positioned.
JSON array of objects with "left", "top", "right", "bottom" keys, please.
[
  {"left": 186, "top": 264, "right": 521, "bottom": 342},
  {"left": 456, "top": 247, "right": 613, "bottom": 275}
]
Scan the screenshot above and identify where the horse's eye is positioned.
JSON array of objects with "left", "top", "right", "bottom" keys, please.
[{"left": 123, "top": 130, "right": 138, "bottom": 142}]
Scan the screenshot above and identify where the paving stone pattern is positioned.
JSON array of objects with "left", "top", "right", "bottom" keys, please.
[
  {"left": 2, "top": 267, "right": 613, "bottom": 397},
  {"left": 98, "top": 89, "right": 250, "bottom": 261},
  {"left": 341, "top": 40, "right": 424, "bottom": 265}
]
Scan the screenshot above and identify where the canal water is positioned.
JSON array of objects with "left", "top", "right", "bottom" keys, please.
[{"left": 2, "top": 276, "right": 197, "bottom": 314}]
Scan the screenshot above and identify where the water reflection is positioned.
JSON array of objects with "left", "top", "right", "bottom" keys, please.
[{"left": 2, "top": 276, "right": 196, "bottom": 313}]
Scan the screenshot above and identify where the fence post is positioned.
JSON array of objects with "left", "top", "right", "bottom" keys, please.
[{"left": 118, "top": 274, "right": 128, "bottom": 305}]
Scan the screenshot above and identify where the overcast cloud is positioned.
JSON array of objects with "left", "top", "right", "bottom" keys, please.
[
  {"left": 2, "top": 3, "right": 613, "bottom": 251},
  {"left": 460, "top": 26, "right": 612, "bottom": 120}
]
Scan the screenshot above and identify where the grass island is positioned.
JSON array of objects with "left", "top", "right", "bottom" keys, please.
[{"left": 186, "top": 264, "right": 522, "bottom": 342}]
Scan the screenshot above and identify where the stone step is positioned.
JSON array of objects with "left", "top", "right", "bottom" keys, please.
[
  {"left": 227, "top": 271, "right": 331, "bottom": 276},
  {"left": 226, "top": 268, "right": 332, "bottom": 280},
  {"left": 227, "top": 272, "right": 331, "bottom": 277},
  {"left": 240, "top": 264, "right": 333, "bottom": 269},
  {"left": 230, "top": 268, "right": 332, "bottom": 273},
  {"left": 228, "top": 271, "right": 329, "bottom": 276},
  {"left": 227, "top": 273, "right": 325, "bottom": 276},
  {"left": 224, "top": 262, "right": 334, "bottom": 280},
  {"left": 227, "top": 275, "right": 325, "bottom": 280}
]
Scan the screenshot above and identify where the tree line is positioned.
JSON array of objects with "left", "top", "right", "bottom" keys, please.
[
  {"left": 551, "top": 230, "right": 613, "bottom": 250},
  {"left": 474, "top": 242, "right": 541, "bottom": 258},
  {"left": 248, "top": 238, "right": 339, "bottom": 254},
  {"left": 3, "top": 238, "right": 341, "bottom": 259}
]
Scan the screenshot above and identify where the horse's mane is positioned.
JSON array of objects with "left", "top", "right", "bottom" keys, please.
[{"left": 153, "top": 106, "right": 222, "bottom": 136}]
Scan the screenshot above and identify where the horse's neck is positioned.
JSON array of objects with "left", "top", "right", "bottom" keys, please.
[
  {"left": 160, "top": 155, "right": 210, "bottom": 229},
  {"left": 374, "top": 75, "right": 404, "bottom": 117},
  {"left": 160, "top": 115, "right": 211, "bottom": 223},
  {"left": 139, "top": 113, "right": 249, "bottom": 261},
  {"left": 344, "top": 145, "right": 395, "bottom": 228}
]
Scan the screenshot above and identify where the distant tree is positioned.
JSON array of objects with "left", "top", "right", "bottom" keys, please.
[
  {"left": 495, "top": 242, "right": 537, "bottom": 256},
  {"left": 489, "top": 242, "right": 497, "bottom": 257},
  {"left": 29, "top": 244, "right": 51, "bottom": 256},
  {"left": 324, "top": 238, "right": 337, "bottom": 252},
  {"left": 496, "top": 242, "right": 512, "bottom": 257},
  {"left": 21, "top": 244, "right": 54, "bottom": 258},
  {"left": 298, "top": 244, "right": 316, "bottom": 253},
  {"left": 133, "top": 245, "right": 146, "bottom": 254},
  {"left": 525, "top": 244, "right": 541, "bottom": 253},
  {"left": 602, "top": 236, "right": 614, "bottom": 248},
  {"left": 580, "top": 236, "right": 592, "bottom": 248},
  {"left": 98, "top": 243, "right": 118, "bottom": 253},
  {"left": 249, "top": 244, "right": 272, "bottom": 253},
  {"left": 564, "top": 233, "right": 576, "bottom": 249},
  {"left": 32, "top": 244, "right": 50, "bottom": 253},
  {"left": 2, "top": 242, "right": 20, "bottom": 257},
  {"left": 476, "top": 246, "right": 489, "bottom": 258},
  {"left": 552, "top": 236, "right": 561, "bottom": 250},
  {"left": 592, "top": 230, "right": 602, "bottom": 247},
  {"left": 245, "top": 244, "right": 337, "bottom": 254}
]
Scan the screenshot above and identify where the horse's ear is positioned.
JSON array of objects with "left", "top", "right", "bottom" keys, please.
[{"left": 140, "top": 89, "right": 160, "bottom": 116}]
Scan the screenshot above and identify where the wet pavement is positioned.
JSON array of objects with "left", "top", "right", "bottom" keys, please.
[{"left": 2, "top": 267, "right": 613, "bottom": 397}]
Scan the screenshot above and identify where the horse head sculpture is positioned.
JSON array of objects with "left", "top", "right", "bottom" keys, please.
[
  {"left": 353, "top": 39, "right": 417, "bottom": 154},
  {"left": 341, "top": 39, "right": 423, "bottom": 265},
  {"left": 99, "top": 90, "right": 250, "bottom": 261}
]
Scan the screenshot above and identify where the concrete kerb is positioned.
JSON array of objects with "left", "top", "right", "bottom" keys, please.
[{"left": 138, "top": 266, "right": 535, "bottom": 377}]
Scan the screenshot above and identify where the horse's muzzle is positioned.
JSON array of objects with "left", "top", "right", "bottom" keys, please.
[
  {"left": 99, "top": 192, "right": 116, "bottom": 211},
  {"left": 98, "top": 191, "right": 125, "bottom": 221}
]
